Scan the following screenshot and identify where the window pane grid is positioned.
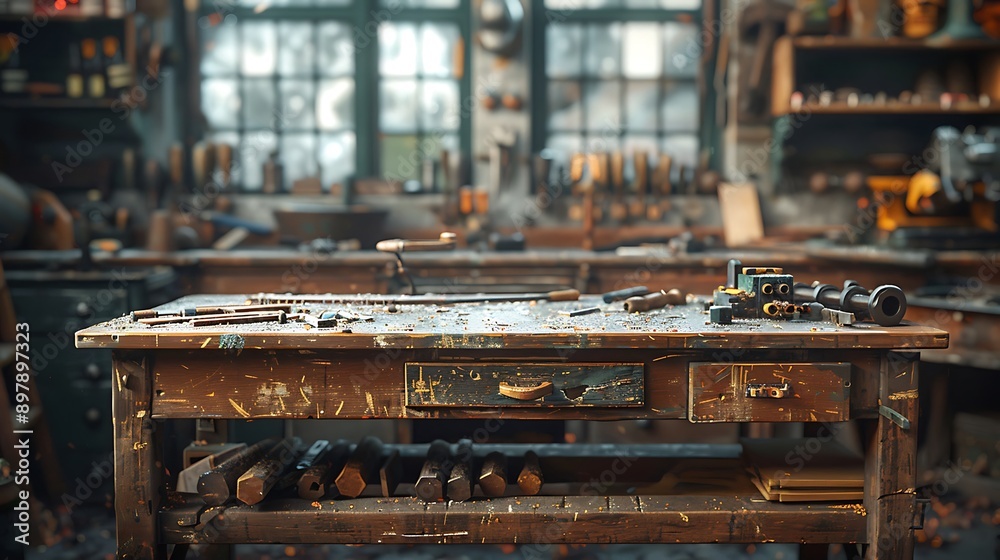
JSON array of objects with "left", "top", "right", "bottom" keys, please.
[
  {"left": 544, "top": 17, "right": 701, "bottom": 171},
  {"left": 200, "top": 17, "right": 356, "bottom": 191},
  {"left": 378, "top": 20, "right": 462, "bottom": 187}
]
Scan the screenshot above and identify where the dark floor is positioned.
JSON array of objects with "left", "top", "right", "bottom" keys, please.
[{"left": 16, "top": 493, "right": 999, "bottom": 560}]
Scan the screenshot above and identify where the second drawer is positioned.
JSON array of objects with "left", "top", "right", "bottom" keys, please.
[{"left": 688, "top": 362, "right": 851, "bottom": 423}]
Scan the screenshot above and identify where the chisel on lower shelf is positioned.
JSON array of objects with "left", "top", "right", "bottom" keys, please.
[
  {"left": 415, "top": 440, "right": 452, "bottom": 502},
  {"left": 198, "top": 437, "right": 279, "bottom": 506},
  {"left": 298, "top": 439, "right": 352, "bottom": 500},
  {"left": 236, "top": 437, "right": 303, "bottom": 505},
  {"left": 478, "top": 451, "right": 508, "bottom": 497},
  {"left": 517, "top": 450, "right": 544, "bottom": 496},
  {"left": 334, "top": 436, "right": 383, "bottom": 498},
  {"left": 446, "top": 439, "right": 475, "bottom": 502}
]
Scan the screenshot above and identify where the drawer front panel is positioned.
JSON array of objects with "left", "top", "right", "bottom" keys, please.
[
  {"left": 688, "top": 362, "right": 850, "bottom": 423},
  {"left": 405, "top": 363, "right": 644, "bottom": 408}
]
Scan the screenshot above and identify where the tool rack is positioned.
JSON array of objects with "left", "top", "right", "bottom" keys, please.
[{"left": 76, "top": 294, "right": 948, "bottom": 559}]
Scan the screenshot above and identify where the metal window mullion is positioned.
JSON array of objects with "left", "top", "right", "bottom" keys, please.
[
  {"left": 579, "top": 23, "right": 586, "bottom": 148},
  {"left": 416, "top": 22, "right": 424, "bottom": 168},
  {"left": 618, "top": 21, "right": 625, "bottom": 148},
  {"left": 356, "top": 0, "right": 378, "bottom": 179},
  {"left": 236, "top": 20, "right": 246, "bottom": 192}
]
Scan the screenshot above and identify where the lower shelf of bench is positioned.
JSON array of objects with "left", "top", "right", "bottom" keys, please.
[{"left": 161, "top": 493, "right": 867, "bottom": 545}]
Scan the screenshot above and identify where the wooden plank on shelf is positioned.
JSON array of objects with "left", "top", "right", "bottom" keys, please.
[{"left": 160, "top": 494, "right": 867, "bottom": 545}]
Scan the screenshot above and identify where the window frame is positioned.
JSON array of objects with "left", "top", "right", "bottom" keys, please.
[
  {"left": 529, "top": 3, "right": 718, "bottom": 171},
  {"left": 191, "top": 0, "right": 471, "bottom": 191}
]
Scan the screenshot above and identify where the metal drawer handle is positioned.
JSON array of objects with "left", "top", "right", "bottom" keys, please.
[
  {"left": 499, "top": 381, "right": 553, "bottom": 401},
  {"left": 745, "top": 382, "right": 791, "bottom": 399}
]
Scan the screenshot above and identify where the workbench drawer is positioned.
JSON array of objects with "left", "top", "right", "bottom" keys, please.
[
  {"left": 405, "top": 362, "right": 644, "bottom": 408},
  {"left": 688, "top": 362, "right": 851, "bottom": 423}
]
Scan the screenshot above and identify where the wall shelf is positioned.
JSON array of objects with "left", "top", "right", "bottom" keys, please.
[{"left": 790, "top": 35, "right": 1000, "bottom": 51}]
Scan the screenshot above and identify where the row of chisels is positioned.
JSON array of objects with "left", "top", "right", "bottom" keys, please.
[{"left": 195, "top": 437, "right": 545, "bottom": 506}]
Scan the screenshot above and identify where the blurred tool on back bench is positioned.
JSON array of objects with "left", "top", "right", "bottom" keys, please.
[{"left": 866, "top": 126, "right": 1000, "bottom": 249}]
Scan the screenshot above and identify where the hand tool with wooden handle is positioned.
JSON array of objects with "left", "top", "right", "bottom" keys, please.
[
  {"left": 630, "top": 151, "right": 649, "bottom": 220},
  {"left": 132, "top": 303, "right": 294, "bottom": 321},
  {"left": 610, "top": 151, "right": 627, "bottom": 221},
  {"left": 623, "top": 289, "right": 685, "bottom": 313},
  {"left": 138, "top": 310, "right": 287, "bottom": 326},
  {"left": 376, "top": 232, "right": 457, "bottom": 253},
  {"left": 649, "top": 154, "right": 672, "bottom": 221}
]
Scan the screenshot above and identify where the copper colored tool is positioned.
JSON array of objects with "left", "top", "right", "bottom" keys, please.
[
  {"left": 623, "top": 289, "right": 685, "bottom": 312},
  {"left": 236, "top": 437, "right": 303, "bottom": 505},
  {"left": 478, "top": 451, "right": 508, "bottom": 497},
  {"left": 517, "top": 450, "right": 543, "bottom": 496},
  {"left": 198, "top": 437, "right": 278, "bottom": 506},
  {"left": 334, "top": 436, "right": 383, "bottom": 498}
]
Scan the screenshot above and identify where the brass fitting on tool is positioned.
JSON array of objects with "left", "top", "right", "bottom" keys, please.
[{"left": 623, "top": 288, "right": 684, "bottom": 312}]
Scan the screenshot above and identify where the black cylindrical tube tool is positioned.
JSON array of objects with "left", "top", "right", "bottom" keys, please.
[{"left": 793, "top": 282, "right": 906, "bottom": 326}]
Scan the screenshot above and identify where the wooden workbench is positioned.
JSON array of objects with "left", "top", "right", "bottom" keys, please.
[{"left": 77, "top": 294, "right": 948, "bottom": 559}]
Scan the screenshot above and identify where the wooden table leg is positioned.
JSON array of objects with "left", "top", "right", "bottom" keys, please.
[
  {"left": 865, "top": 352, "right": 918, "bottom": 560},
  {"left": 113, "top": 352, "right": 165, "bottom": 560}
]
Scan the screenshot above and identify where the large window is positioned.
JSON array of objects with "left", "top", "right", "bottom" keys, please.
[
  {"left": 540, "top": 1, "right": 704, "bottom": 172},
  {"left": 196, "top": 0, "right": 468, "bottom": 192}
]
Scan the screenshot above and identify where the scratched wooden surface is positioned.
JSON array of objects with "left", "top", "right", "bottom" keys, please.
[
  {"left": 76, "top": 294, "right": 949, "bottom": 351},
  {"left": 688, "top": 362, "right": 852, "bottom": 423}
]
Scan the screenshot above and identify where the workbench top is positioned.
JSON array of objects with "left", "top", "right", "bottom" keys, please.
[{"left": 76, "top": 294, "right": 949, "bottom": 351}]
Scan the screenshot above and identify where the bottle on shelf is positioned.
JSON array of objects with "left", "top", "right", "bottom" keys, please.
[
  {"left": 81, "top": 37, "right": 106, "bottom": 98},
  {"left": 67, "top": 42, "right": 84, "bottom": 98},
  {"left": 103, "top": 36, "right": 130, "bottom": 92}
]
